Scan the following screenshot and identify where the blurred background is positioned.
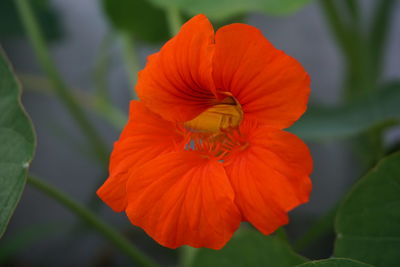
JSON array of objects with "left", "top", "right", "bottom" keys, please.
[{"left": 1, "top": 0, "right": 399, "bottom": 266}]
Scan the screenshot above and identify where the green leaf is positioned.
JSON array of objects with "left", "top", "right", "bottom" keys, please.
[
  {"left": 334, "top": 152, "right": 400, "bottom": 267},
  {"left": 0, "top": 0, "right": 61, "bottom": 41},
  {"left": 296, "top": 258, "right": 372, "bottom": 267},
  {"left": 0, "top": 49, "right": 36, "bottom": 238},
  {"left": 102, "top": 0, "right": 169, "bottom": 43},
  {"left": 148, "top": 0, "right": 311, "bottom": 21},
  {"left": 190, "top": 228, "right": 307, "bottom": 267},
  {"left": 0, "top": 222, "right": 62, "bottom": 264},
  {"left": 290, "top": 82, "right": 400, "bottom": 141}
]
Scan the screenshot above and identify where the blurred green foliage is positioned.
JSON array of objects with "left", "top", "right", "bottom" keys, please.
[
  {"left": 0, "top": 222, "right": 61, "bottom": 264},
  {"left": 191, "top": 229, "right": 306, "bottom": 267},
  {"left": 290, "top": 82, "right": 400, "bottom": 141},
  {"left": 102, "top": 0, "right": 169, "bottom": 43},
  {"left": 0, "top": 50, "right": 35, "bottom": 238},
  {"left": 334, "top": 152, "right": 400, "bottom": 267},
  {"left": 101, "top": 0, "right": 306, "bottom": 43},
  {"left": 148, "top": 0, "right": 312, "bottom": 20},
  {"left": 0, "top": 0, "right": 61, "bottom": 41},
  {"left": 297, "top": 258, "right": 371, "bottom": 267}
]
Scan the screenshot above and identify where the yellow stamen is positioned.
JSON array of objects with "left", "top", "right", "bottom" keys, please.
[{"left": 184, "top": 97, "right": 243, "bottom": 133}]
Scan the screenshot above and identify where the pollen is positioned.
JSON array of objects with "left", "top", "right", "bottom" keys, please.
[{"left": 184, "top": 96, "right": 243, "bottom": 133}]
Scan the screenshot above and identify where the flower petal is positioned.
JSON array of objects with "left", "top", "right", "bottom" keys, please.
[
  {"left": 224, "top": 122, "right": 312, "bottom": 234},
  {"left": 136, "top": 14, "right": 216, "bottom": 122},
  {"left": 125, "top": 151, "right": 241, "bottom": 249},
  {"left": 213, "top": 23, "right": 310, "bottom": 129},
  {"left": 97, "top": 101, "right": 185, "bottom": 212}
]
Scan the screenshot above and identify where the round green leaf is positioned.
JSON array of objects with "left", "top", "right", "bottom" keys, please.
[
  {"left": 149, "top": 0, "right": 312, "bottom": 20},
  {"left": 0, "top": 49, "right": 36, "bottom": 238},
  {"left": 102, "top": 0, "right": 169, "bottom": 43},
  {"left": 296, "top": 258, "right": 372, "bottom": 267},
  {"left": 334, "top": 152, "right": 400, "bottom": 267},
  {"left": 191, "top": 228, "right": 307, "bottom": 267},
  {"left": 290, "top": 82, "right": 400, "bottom": 141}
]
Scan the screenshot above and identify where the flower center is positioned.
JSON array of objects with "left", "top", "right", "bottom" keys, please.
[{"left": 184, "top": 96, "right": 243, "bottom": 133}]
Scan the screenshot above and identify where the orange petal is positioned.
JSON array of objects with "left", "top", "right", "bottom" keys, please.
[
  {"left": 224, "top": 122, "right": 312, "bottom": 234},
  {"left": 213, "top": 24, "right": 310, "bottom": 129},
  {"left": 125, "top": 151, "right": 241, "bottom": 249},
  {"left": 97, "top": 101, "right": 185, "bottom": 212},
  {"left": 136, "top": 14, "right": 216, "bottom": 122}
]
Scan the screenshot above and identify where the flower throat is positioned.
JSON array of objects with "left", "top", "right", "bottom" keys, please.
[{"left": 184, "top": 95, "right": 243, "bottom": 133}]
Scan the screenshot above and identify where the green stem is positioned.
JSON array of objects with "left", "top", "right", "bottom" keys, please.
[
  {"left": 15, "top": 0, "right": 109, "bottom": 166},
  {"left": 369, "top": 0, "right": 396, "bottom": 81},
  {"left": 120, "top": 32, "right": 140, "bottom": 99},
  {"left": 318, "top": 0, "right": 351, "bottom": 58},
  {"left": 294, "top": 206, "right": 337, "bottom": 252},
  {"left": 93, "top": 98, "right": 127, "bottom": 129},
  {"left": 93, "top": 32, "right": 114, "bottom": 100},
  {"left": 345, "top": 33, "right": 375, "bottom": 100},
  {"left": 180, "top": 246, "right": 197, "bottom": 267},
  {"left": 319, "top": 0, "right": 377, "bottom": 101},
  {"left": 275, "top": 227, "right": 289, "bottom": 242},
  {"left": 345, "top": 0, "right": 360, "bottom": 24},
  {"left": 27, "top": 176, "right": 157, "bottom": 267},
  {"left": 165, "top": 6, "right": 183, "bottom": 36},
  {"left": 18, "top": 74, "right": 127, "bottom": 130}
]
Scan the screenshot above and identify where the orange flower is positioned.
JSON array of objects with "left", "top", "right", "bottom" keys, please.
[{"left": 97, "top": 14, "right": 312, "bottom": 249}]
